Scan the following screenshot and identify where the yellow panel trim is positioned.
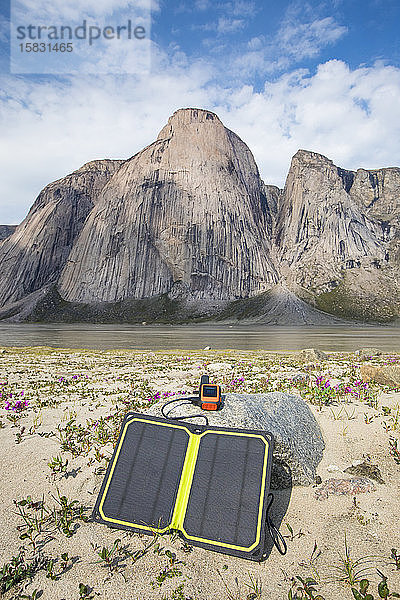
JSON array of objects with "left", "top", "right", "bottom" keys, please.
[
  {"left": 98, "top": 417, "right": 191, "bottom": 533},
  {"left": 180, "top": 430, "right": 269, "bottom": 551},
  {"left": 169, "top": 434, "right": 201, "bottom": 530},
  {"left": 98, "top": 416, "right": 270, "bottom": 553}
]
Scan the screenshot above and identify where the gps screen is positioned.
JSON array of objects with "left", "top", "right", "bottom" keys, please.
[{"left": 202, "top": 385, "right": 218, "bottom": 397}]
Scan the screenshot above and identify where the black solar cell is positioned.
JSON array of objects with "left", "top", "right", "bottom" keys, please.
[{"left": 92, "top": 412, "right": 274, "bottom": 560}]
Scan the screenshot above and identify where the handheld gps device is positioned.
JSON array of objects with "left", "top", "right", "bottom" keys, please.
[
  {"left": 161, "top": 375, "right": 223, "bottom": 425},
  {"left": 199, "top": 376, "right": 221, "bottom": 411}
]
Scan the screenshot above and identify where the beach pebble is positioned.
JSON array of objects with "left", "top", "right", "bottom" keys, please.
[
  {"left": 290, "top": 373, "right": 308, "bottom": 382},
  {"left": 314, "top": 477, "right": 376, "bottom": 500},
  {"left": 326, "top": 464, "right": 340, "bottom": 472},
  {"left": 344, "top": 461, "right": 385, "bottom": 484}
]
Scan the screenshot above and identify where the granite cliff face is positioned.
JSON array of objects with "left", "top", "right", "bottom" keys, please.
[
  {"left": 0, "top": 108, "right": 399, "bottom": 323},
  {"left": 277, "top": 150, "right": 400, "bottom": 321},
  {"left": 58, "top": 109, "right": 278, "bottom": 306},
  {"left": 0, "top": 160, "right": 123, "bottom": 308}
]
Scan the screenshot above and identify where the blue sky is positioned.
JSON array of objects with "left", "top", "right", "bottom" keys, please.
[
  {"left": 1, "top": 0, "right": 400, "bottom": 223},
  {"left": 154, "top": 0, "right": 400, "bottom": 83}
]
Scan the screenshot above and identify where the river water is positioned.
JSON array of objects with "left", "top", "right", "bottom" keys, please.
[{"left": 0, "top": 323, "right": 398, "bottom": 352}]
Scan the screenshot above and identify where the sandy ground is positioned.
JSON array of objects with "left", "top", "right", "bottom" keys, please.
[{"left": 0, "top": 346, "right": 399, "bottom": 600}]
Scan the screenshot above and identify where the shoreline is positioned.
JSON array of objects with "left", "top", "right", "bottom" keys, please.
[{"left": 0, "top": 322, "right": 399, "bottom": 355}]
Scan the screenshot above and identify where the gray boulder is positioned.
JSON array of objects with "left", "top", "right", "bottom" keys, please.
[
  {"left": 146, "top": 392, "right": 325, "bottom": 488},
  {"left": 355, "top": 348, "right": 383, "bottom": 359},
  {"left": 360, "top": 364, "right": 400, "bottom": 388},
  {"left": 293, "top": 348, "right": 328, "bottom": 363}
]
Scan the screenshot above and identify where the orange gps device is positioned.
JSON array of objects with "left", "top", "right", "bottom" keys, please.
[
  {"left": 199, "top": 383, "right": 222, "bottom": 411},
  {"left": 161, "top": 375, "right": 223, "bottom": 419}
]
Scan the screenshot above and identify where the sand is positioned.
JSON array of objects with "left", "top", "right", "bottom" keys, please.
[{"left": 0, "top": 346, "right": 399, "bottom": 600}]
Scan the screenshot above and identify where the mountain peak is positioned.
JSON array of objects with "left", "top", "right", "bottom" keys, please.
[
  {"left": 292, "top": 149, "right": 334, "bottom": 166},
  {"left": 157, "top": 108, "right": 223, "bottom": 141},
  {"left": 169, "top": 107, "right": 220, "bottom": 125}
]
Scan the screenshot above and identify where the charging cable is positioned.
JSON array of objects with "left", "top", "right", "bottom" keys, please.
[
  {"left": 265, "top": 493, "right": 287, "bottom": 555},
  {"left": 161, "top": 398, "right": 209, "bottom": 426}
]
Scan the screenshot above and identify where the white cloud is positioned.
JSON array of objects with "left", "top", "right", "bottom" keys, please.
[
  {"left": 0, "top": 15, "right": 8, "bottom": 44},
  {"left": 229, "top": 11, "right": 348, "bottom": 77},
  {"left": 194, "top": 16, "right": 245, "bottom": 35},
  {"left": 10, "top": 0, "right": 153, "bottom": 75},
  {"left": 194, "top": 0, "right": 211, "bottom": 10},
  {"left": 186, "top": 0, "right": 255, "bottom": 16},
  {"left": 217, "top": 60, "right": 400, "bottom": 185},
  {"left": 189, "top": 0, "right": 255, "bottom": 36},
  {"left": 247, "top": 36, "right": 264, "bottom": 50},
  {"left": 1, "top": 58, "right": 400, "bottom": 224},
  {"left": 220, "top": 1, "right": 256, "bottom": 17},
  {"left": 13, "top": 0, "right": 155, "bottom": 21},
  {"left": 0, "top": 55, "right": 219, "bottom": 223},
  {"left": 278, "top": 16, "right": 348, "bottom": 60},
  {"left": 216, "top": 17, "right": 245, "bottom": 34}
]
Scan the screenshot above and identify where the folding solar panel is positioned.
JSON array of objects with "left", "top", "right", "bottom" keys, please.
[{"left": 92, "top": 412, "right": 275, "bottom": 560}]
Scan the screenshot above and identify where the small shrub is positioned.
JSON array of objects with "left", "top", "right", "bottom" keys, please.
[{"left": 0, "top": 550, "right": 47, "bottom": 594}]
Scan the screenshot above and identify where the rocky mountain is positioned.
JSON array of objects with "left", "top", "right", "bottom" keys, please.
[
  {"left": 276, "top": 150, "right": 400, "bottom": 321},
  {"left": 58, "top": 108, "right": 278, "bottom": 305},
  {"left": 0, "top": 160, "right": 123, "bottom": 309},
  {"left": 0, "top": 108, "right": 398, "bottom": 324}
]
